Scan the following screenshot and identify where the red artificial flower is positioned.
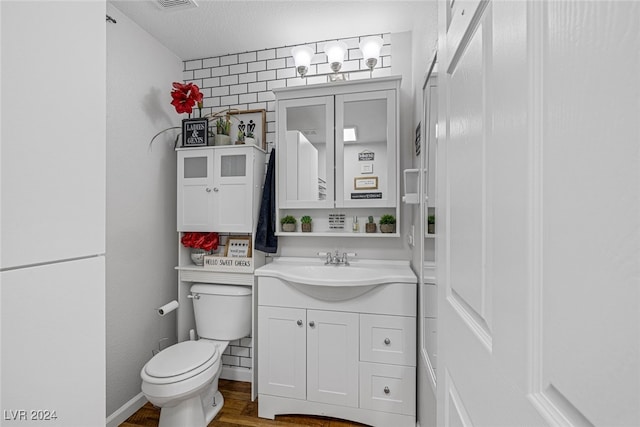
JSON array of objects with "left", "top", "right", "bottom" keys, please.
[
  {"left": 181, "top": 232, "right": 219, "bottom": 251},
  {"left": 170, "top": 82, "right": 202, "bottom": 115}
]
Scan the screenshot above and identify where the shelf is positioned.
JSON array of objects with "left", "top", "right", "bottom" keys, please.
[
  {"left": 176, "top": 265, "right": 255, "bottom": 285},
  {"left": 425, "top": 233, "right": 436, "bottom": 238},
  {"left": 275, "top": 231, "right": 400, "bottom": 238}
]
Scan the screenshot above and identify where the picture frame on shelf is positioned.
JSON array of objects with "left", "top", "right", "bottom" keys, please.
[
  {"left": 354, "top": 176, "right": 379, "bottom": 190},
  {"left": 228, "top": 109, "right": 267, "bottom": 150},
  {"left": 224, "top": 235, "right": 252, "bottom": 257},
  {"left": 181, "top": 118, "right": 208, "bottom": 147}
]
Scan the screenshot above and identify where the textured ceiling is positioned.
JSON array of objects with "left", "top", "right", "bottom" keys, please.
[{"left": 110, "top": 0, "right": 436, "bottom": 61}]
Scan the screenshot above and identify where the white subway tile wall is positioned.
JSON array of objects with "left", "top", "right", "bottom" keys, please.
[
  {"left": 183, "top": 33, "right": 392, "bottom": 372},
  {"left": 183, "top": 34, "right": 392, "bottom": 157}
]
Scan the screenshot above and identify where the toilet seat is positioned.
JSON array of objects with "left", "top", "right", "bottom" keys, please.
[{"left": 142, "top": 340, "right": 218, "bottom": 385}]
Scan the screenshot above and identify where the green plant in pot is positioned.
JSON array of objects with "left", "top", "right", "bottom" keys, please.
[
  {"left": 300, "top": 215, "right": 312, "bottom": 232},
  {"left": 280, "top": 215, "right": 296, "bottom": 232},
  {"left": 215, "top": 116, "right": 232, "bottom": 145},
  {"left": 379, "top": 214, "right": 396, "bottom": 233},
  {"left": 427, "top": 215, "right": 435, "bottom": 234},
  {"left": 365, "top": 215, "right": 377, "bottom": 233}
]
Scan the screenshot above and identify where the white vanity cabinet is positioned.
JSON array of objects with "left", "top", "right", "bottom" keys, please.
[
  {"left": 256, "top": 261, "right": 417, "bottom": 427},
  {"left": 176, "top": 145, "right": 265, "bottom": 232},
  {"left": 258, "top": 306, "right": 360, "bottom": 407},
  {"left": 274, "top": 76, "right": 401, "bottom": 236}
]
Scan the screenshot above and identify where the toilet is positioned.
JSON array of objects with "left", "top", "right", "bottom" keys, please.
[{"left": 140, "top": 283, "right": 252, "bottom": 427}]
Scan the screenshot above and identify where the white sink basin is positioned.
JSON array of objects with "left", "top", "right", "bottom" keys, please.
[{"left": 255, "top": 257, "right": 416, "bottom": 287}]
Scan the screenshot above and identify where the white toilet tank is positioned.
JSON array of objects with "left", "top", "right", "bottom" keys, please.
[{"left": 190, "top": 283, "right": 252, "bottom": 340}]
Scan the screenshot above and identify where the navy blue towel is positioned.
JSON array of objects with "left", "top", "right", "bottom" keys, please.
[{"left": 255, "top": 149, "right": 278, "bottom": 253}]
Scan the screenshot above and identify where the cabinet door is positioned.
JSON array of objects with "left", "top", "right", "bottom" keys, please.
[
  {"left": 258, "top": 306, "right": 307, "bottom": 399},
  {"left": 212, "top": 147, "right": 253, "bottom": 232},
  {"left": 177, "top": 149, "right": 214, "bottom": 231},
  {"left": 277, "top": 96, "right": 335, "bottom": 209},
  {"left": 335, "top": 90, "right": 397, "bottom": 208},
  {"left": 307, "top": 310, "right": 359, "bottom": 407}
]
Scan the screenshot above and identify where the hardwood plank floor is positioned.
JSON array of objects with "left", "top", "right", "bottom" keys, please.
[{"left": 121, "top": 379, "right": 370, "bottom": 427}]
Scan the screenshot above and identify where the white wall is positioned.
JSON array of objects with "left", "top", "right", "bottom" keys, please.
[{"left": 105, "top": 3, "right": 182, "bottom": 418}]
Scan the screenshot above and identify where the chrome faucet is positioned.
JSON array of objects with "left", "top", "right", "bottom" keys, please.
[{"left": 318, "top": 250, "right": 357, "bottom": 265}]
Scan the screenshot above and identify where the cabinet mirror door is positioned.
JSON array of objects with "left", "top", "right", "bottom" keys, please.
[
  {"left": 277, "top": 96, "right": 334, "bottom": 209},
  {"left": 335, "top": 90, "right": 396, "bottom": 208}
]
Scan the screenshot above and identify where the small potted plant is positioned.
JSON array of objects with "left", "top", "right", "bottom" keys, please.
[
  {"left": 427, "top": 215, "right": 435, "bottom": 234},
  {"left": 235, "top": 128, "right": 245, "bottom": 145},
  {"left": 215, "top": 116, "right": 232, "bottom": 145},
  {"left": 181, "top": 232, "right": 219, "bottom": 266},
  {"left": 379, "top": 214, "right": 396, "bottom": 233},
  {"left": 365, "top": 216, "right": 377, "bottom": 233},
  {"left": 300, "top": 215, "right": 312, "bottom": 232},
  {"left": 280, "top": 215, "right": 296, "bottom": 232}
]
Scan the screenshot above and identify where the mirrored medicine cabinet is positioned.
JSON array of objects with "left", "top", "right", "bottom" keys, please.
[{"left": 274, "top": 76, "right": 401, "bottom": 236}]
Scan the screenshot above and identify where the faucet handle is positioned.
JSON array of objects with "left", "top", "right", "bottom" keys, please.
[
  {"left": 343, "top": 252, "right": 357, "bottom": 265},
  {"left": 318, "top": 251, "right": 332, "bottom": 265}
]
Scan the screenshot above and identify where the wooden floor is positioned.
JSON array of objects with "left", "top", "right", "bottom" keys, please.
[{"left": 121, "top": 379, "right": 370, "bottom": 427}]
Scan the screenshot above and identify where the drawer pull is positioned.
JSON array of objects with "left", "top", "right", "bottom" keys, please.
[
  {"left": 384, "top": 386, "right": 390, "bottom": 395},
  {"left": 384, "top": 338, "right": 391, "bottom": 345},
  {"left": 309, "top": 321, "right": 315, "bottom": 327},
  {"left": 296, "top": 320, "right": 303, "bottom": 326}
]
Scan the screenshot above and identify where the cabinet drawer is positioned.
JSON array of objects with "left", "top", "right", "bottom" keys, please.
[
  {"left": 360, "top": 314, "right": 416, "bottom": 366},
  {"left": 359, "top": 362, "right": 416, "bottom": 416}
]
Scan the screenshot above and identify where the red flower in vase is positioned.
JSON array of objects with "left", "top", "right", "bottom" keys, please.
[
  {"left": 170, "top": 82, "right": 203, "bottom": 115},
  {"left": 181, "top": 232, "right": 219, "bottom": 252}
]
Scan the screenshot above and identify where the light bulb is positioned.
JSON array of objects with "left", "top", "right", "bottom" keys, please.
[
  {"left": 291, "top": 45, "right": 314, "bottom": 78},
  {"left": 324, "top": 41, "right": 347, "bottom": 73}
]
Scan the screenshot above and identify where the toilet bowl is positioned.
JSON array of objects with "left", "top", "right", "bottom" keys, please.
[{"left": 140, "top": 283, "right": 251, "bottom": 427}]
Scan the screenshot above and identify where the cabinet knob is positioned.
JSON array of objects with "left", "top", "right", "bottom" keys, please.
[
  {"left": 384, "top": 386, "right": 390, "bottom": 395},
  {"left": 309, "top": 321, "right": 315, "bottom": 327},
  {"left": 384, "top": 338, "right": 391, "bottom": 345},
  {"left": 297, "top": 320, "right": 303, "bottom": 326},
  {"left": 213, "top": 187, "right": 219, "bottom": 192}
]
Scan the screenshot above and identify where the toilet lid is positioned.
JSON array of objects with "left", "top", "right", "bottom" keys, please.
[{"left": 144, "top": 341, "right": 217, "bottom": 379}]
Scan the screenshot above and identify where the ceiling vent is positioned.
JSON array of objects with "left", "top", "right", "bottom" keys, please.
[{"left": 155, "top": 0, "right": 198, "bottom": 11}]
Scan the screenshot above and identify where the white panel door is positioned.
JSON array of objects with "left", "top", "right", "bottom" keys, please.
[
  {"left": 258, "top": 306, "right": 306, "bottom": 399},
  {"left": 0, "top": 1, "right": 105, "bottom": 268},
  {"left": 212, "top": 148, "right": 252, "bottom": 232},
  {"left": 307, "top": 310, "right": 359, "bottom": 407},
  {"left": 437, "top": 1, "right": 640, "bottom": 425},
  {"left": 177, "top": 149, "right": 214, "bottom": 231},
  {"left": 1, "top": 257, "right": 105, "bottom": 427}
]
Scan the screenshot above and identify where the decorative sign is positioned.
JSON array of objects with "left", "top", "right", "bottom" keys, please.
[
  {"left": 224, "top": 235, "right": 252, "bottom": 257},
  {"left": 228, "top": 109, "right": 267, "bottom": 149},
  {"left": 354, "top": 176, "right": 378, "bottom": 190},
  {"left": 203, "top": 256, "right": 253, "bottom": 273},
  {"left": 182, "top": 118, "right": 208, "bottom": 147},
  {"left": 351, "top": 192, "right": 382, "bottom": 200},
  {"left": 360, "top": 163, "right": 373, "bottom": 174},
  {"left": 328, "top": 213, "right": 346, "bottom": 230},
  {"left": 358, "top": 150, "right": 375, "bottom": 161}
]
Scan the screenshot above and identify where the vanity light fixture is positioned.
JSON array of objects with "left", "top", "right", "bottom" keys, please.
[
  {"left": 291, "top": 36, "right": 384, "bottom": 80},
  {"left": 359, "top": 36, "right": 384, "bottom": 74},
  {"left": 291, "top": 45, "right": 314, "bottom": 78}
]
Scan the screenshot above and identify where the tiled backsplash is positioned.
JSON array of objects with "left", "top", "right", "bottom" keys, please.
[
  {"left": 181, "top": 33, "right": 393, "bottom": 373},
  {"left": 182, "top": 34, "right": 392, "bottom": 155}
]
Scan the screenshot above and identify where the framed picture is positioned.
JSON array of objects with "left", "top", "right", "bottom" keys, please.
[
  {"left": 354, "top": 176, "right": 379, "bottom": 190},
  {"left": 182, "top": 118, "right": 208, "bottom": 147},
  {"left": 224, "top": 235, "right": 252, "bottom": 257},
  {"left": 228, "top": 109, "right": 267, "bottom": 150}
]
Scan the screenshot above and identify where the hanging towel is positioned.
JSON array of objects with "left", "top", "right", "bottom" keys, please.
[{"left": 255, "top": 148, "right": 278, "bottom": 253}]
